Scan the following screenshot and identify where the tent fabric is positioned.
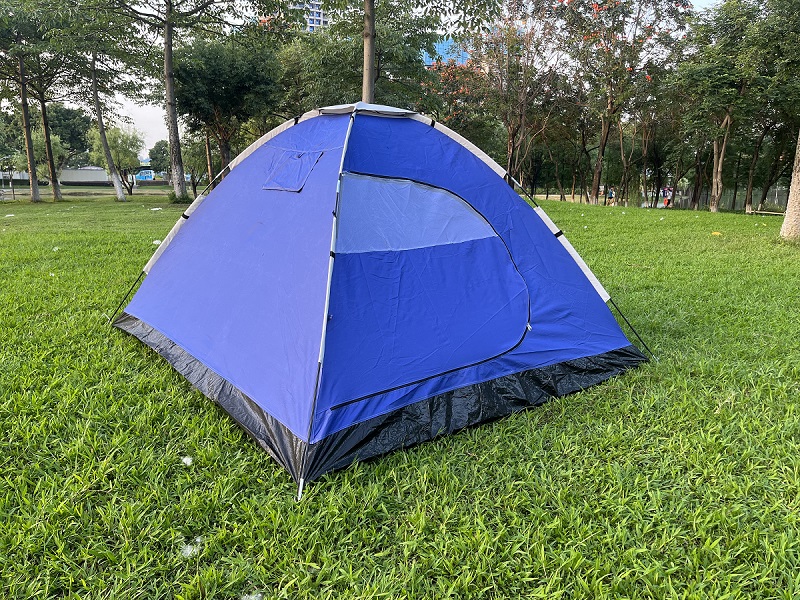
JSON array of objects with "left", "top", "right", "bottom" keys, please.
[
  {"left": 336, "top": 174, "right": 496, "bottom": 253},
  {"left": 115, "top": 103, "right": 647, "bottom": 484},
  {"left": 123, "top": 113, "right": 350, "bottom": 439},
  {"left": 261, "top": 148, "right": 324, "bottom": 192},
  {"left": 114, "top": 310, "right": 643, "bottom": 483}
]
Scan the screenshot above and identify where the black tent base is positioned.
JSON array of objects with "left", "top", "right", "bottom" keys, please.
[{"left": 115, "top": 312, "right": 647, "bottom": 484}]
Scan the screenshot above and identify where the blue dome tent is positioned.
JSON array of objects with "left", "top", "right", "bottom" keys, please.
[{"left": 114, "top": 103, "right": 647, "bottom": 495}]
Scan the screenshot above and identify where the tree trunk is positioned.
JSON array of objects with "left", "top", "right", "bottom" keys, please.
[
  {"left": 91, "top": 53, "right": 127, "bottom": 201},
  {"left": 218, "top": 137, "right": 231, "bottom": 170},
  {"left": 758, "top": 151, "right": 789, "bottom": 212},
  {"left": 580, "top": 167, "right": 588, "bottom": 204},
  {"left": 205, "top": 130, "right": 214, "bottom": 188},
  {"left": 546, "top": 146, "right": 566, "bottom": 200},
  {"left": 709, "top": 112, "right": 732, "bottom": 212},
  {"left": 780, "top": 128, "right": 800, "bottom": 240},
  {"left": 641, "top": 126, "right": 650, "bottom": 207},
  {"left": 571, "top": 171, "right": 576, "bottom": 201},
  {"left": 653, "top": 143, "right": 664, "bottom": 207},
  {"left": 671, "top": 157, "right": 690, "bottom": 209},
  {"left": 17, "top": 49, "right": 40, "bottom": 203},
  {"left": 618, "top": 120, "right": 633, "bottom": 206},
  {"left": 745, "top": 126, "right": 769, "bottom": 214},
  {"left": 505, "top": 121, "right": 526, "bottom": 185},
  {"left": 119, "top": 170, "right": 134, "bottom": 195},
  {"left": 164, "top": 8, "right": 187, "bottom": 199},
  {"left": 37, "top": 99, "right": 62, "bottom": 201},
  {"left": 731, "top": 152, "right": 741, "bottom": 211},
  {"left": 710, "top": 138, "right": 721, "bottom": 211},
  {"left": 362, "top": 0, "right": 376, "bottom": 103},
  {"left": 590, "top": 109, "right": 613, "bottom": 204},
  {"left": 691, "top": 149, "right": 703, "bottom": 210}
]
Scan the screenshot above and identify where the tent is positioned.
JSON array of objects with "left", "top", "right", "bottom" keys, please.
[{"left": 114, "top": 103, "right": 647, "bottom": 492}]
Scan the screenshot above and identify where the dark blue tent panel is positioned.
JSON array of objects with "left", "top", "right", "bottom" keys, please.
[{"left": 115, "top": 103, "right": 646, "bottom": 486}]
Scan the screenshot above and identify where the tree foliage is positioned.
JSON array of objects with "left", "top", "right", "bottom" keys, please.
[
  {"left": 148, "top": 139, "right": 170, "bottom": 175},
  {"left": 174, "top": 28, "right": 281, "bottom": 167},
  {"left": 89, "top": 126, "right": 143, "bottom": 195},
  {"left": 280, "top": 0, "right": 440, "bottom": 113}
]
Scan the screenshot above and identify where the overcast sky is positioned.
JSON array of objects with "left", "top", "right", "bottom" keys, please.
[{"left": 120, "top": 97, "right": 167, "bottom": 155}]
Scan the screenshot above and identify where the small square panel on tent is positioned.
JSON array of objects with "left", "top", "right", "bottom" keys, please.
[
  {"left": 114, "top": 102, "right": 648, "bottom": 493},
  {"left": 262, "top": 148, "right": 324, "bottom": 192}
]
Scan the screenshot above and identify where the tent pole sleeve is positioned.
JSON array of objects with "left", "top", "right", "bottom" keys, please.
[
  {"left": 298, "top": 110, "right": 358, "bottom": 481},
  {"left": 107, "top": 271, "right": 144, "bottom": 325},
  {"left": 609, "top": 298, "right": 657, "bottom": 361}
]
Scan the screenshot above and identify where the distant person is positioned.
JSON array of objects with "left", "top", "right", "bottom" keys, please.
[{"left": 606, "top": 187, "right": 614, "bottom": 205}]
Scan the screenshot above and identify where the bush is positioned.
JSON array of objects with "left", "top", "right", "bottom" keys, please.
[{"left": 168, "top": 191, "right": 192, "bottom": 204}]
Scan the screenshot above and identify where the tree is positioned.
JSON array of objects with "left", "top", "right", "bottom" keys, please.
[
  {"left": 467, "top": 0, "right": 561, "bottom": 184},
  {"left": 24, "top": 28, "right": 72, "bottom": 201},
  {"left": 279, "top": 1, "right": 440, "bottom": 113},
  {"left": 676, "top": 0, "right": 761, "bottom": 211},
  {"left": 425, "top": 59, "right": 505, "bottom": 162},
  {"left": 89, "top": 126, "right": 143, "bottom": 196},
  {"left": 39, "top": 0, "right": 145, "bottom": 202},
  {"left": 13, "top": 129, "right": 66, "bottom": 182},
  {"left": 109, "top": 0, "right": 286, "bottom": 200},
  {"left": 0, "top": 107, "right": 21, "bottom": 158},
  {"left": 180, "top": 131, "right": 213, "bottom": 197},
  {"left": 0, "top": 6, "right": 41, "bottom": 201},
  {"left": 148, "top": 139, "right": 170, "bottom": 175},
  {"left": 174, "top": 29, "right": 281, "bottom": 168},
  {"left": 782, "top": 129, "right": 800, "bottom": 239},
  {"left": 48, "top": 103, "right": 92, "bottom": 169},
  {"left": 327, "top": 0, "right": 502, "bottom": 103},
  {"left": 554, "top": 0, "right": 690, "bottom": 203},
  {"left": 757, "top": 0, "right": 800, "bottom": 238}
]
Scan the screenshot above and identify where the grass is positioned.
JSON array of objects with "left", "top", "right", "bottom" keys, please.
[
  {"left": 1, "top": 183, "right": 172, "bottom": 201},
  {"left": 1, "top": 196, "right": 799, "bottom": 599}
]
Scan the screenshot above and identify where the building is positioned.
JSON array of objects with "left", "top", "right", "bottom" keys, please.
[
  {"left": 60, "top": 166, "right": 110, "bottom": 185},
  {"left": 292, "top": 1, "right": 328, "bottom": 32},
  {"left": 423, "top": 38, "right": 470, "bottom": 67}
]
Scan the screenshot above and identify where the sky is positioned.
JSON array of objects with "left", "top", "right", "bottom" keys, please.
[
  {"left": 122, "top": 0, "right": 719, "bottom": 154},
  {"left": 120, "top": 97, "right": 168, "bottom": 155}
]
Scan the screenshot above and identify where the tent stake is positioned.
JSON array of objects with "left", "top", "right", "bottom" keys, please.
[
  {"left": 297, "top": 478, "right": 305, "bottom": 502},
  {"left": 609, "top": 298, "right": 657, "bottom": 361},
  {"left": 107, "top": 271, "right": 144, "bottom": 325}
]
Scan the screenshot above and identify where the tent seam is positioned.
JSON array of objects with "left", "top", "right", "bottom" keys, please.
[{"left": 298, "top": 108, "right": 358, "bottom": 484}]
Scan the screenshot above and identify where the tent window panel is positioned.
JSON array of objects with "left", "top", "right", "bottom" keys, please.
[
  {"left": 262, "top": 148, "right": 324, "bottom": 192},
  {"left": 336, "top": 173, "right": 496, "bottom": 253}
]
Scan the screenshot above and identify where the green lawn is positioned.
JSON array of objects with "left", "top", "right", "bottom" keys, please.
[
  {"left": 1, "top": 197, "right": 799, "bottom": 599},
  {"left": 2, "top": 183, "right": 172, "bottom": 200}
]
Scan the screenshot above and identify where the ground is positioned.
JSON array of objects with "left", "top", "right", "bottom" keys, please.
[{"left": 1, "top": 196, "right": 799, "bottom": 599}]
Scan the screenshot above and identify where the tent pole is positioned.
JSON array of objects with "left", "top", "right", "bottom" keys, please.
[
  {"left": 107, "top": 271, "right": 144, "bottom": 324},
  {"left": 609, "top": 298, "right": 657, "bottom": 361},
  {"left": 508, "top": 175, "right": 540, "bottom": 208},
  {"left": 297, "top": 108, "right": 359, "bottom": 487},
  {"left": 197, "top": 164, "right": 230, "bottom": 198}
]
